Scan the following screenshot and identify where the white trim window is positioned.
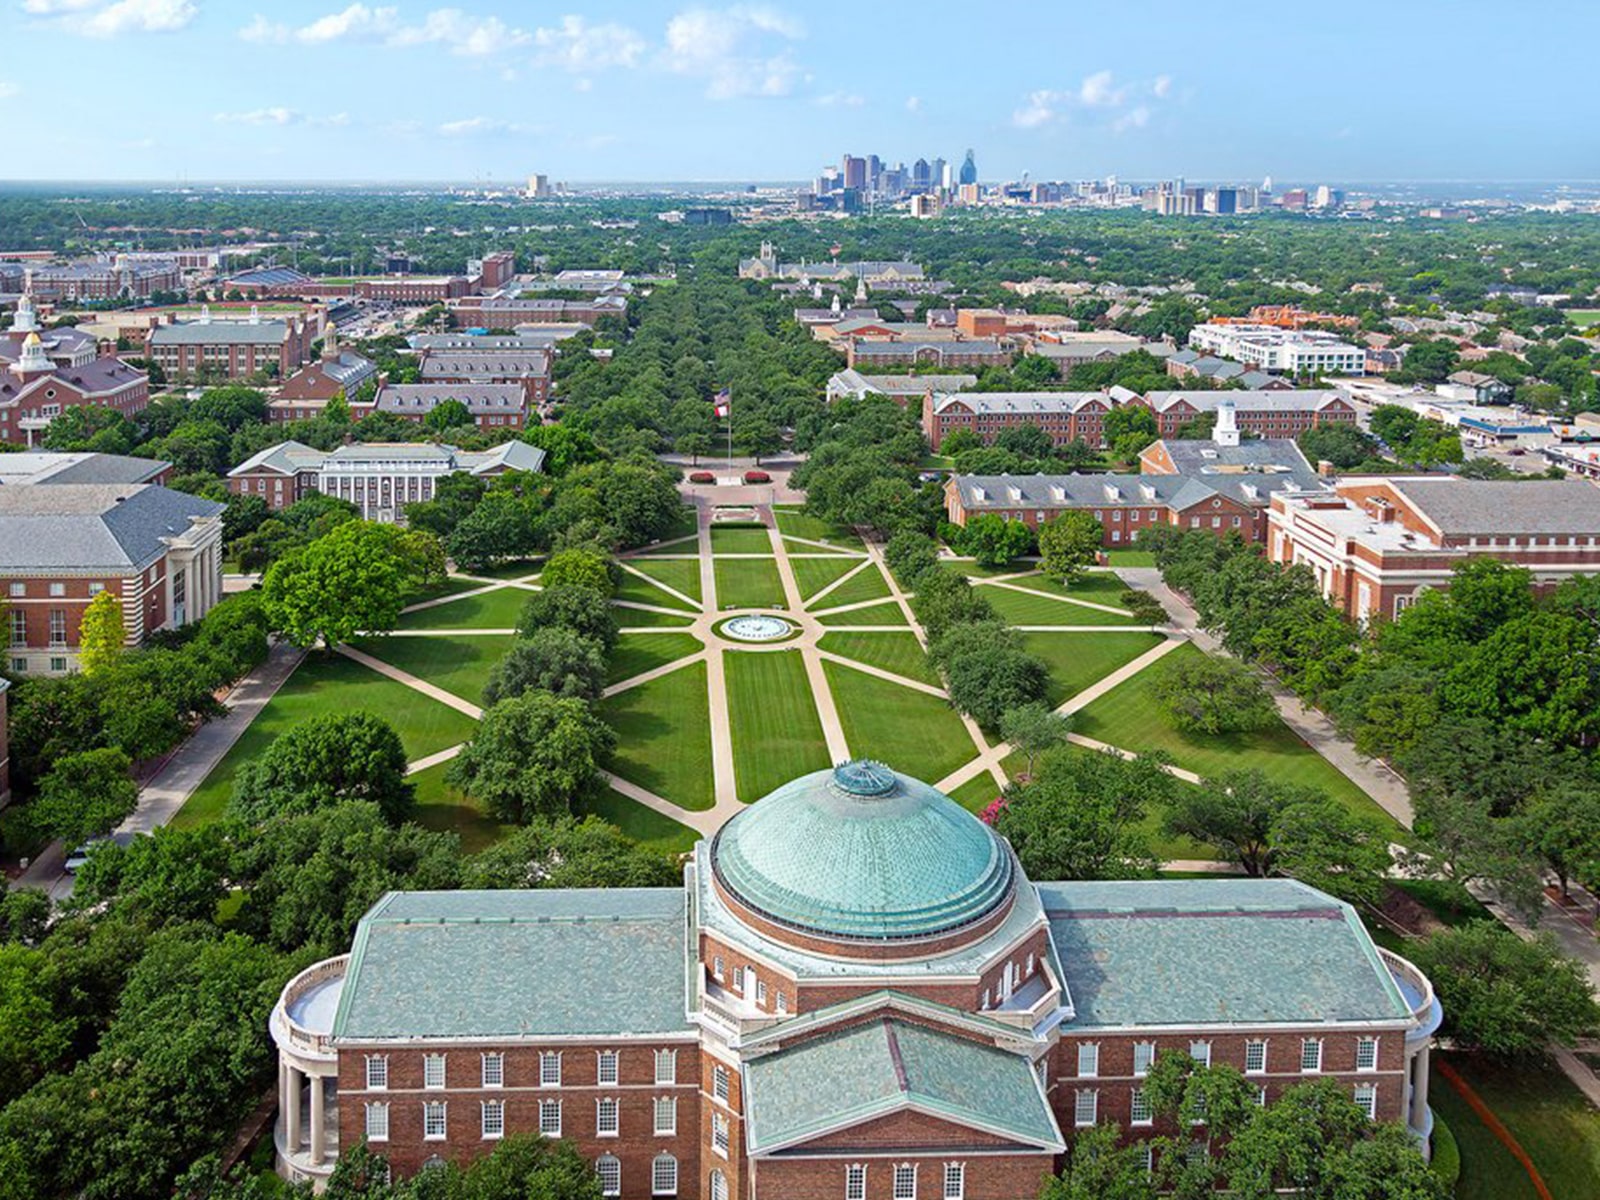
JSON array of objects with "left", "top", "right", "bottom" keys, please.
[
  {"left": 712, "top": 955, "right": 724, "bottom": 980},
  {"left": 1074, "top": 1088, "right": 1098, "bottom": 1127},
  {"left": 654, "top": 1095, "right": 678, "bottom": 1136},
  {"left": 365, "top": 1055, "right": 389, "bottom": 1091},
  {"left": 482, "top": 1099, "right": 504, "bottom": 1140},
  {"left": 540, "top": 1051, "right": 562, "bottom": 1087},
  {"left": 1130, "top": 1088, "right": 1153, "bottom": 1126},
  {"left": 1256, "top": 1085, "right": 1268, "bottom": 1107},
  {"left": 652, "top": 1153, "right": 678, "bottom": 1196},
  {"left": 845, "top": 1163, "right": 867, "bottom": 1200},
  {"left": 713, "top": 1064, "right": 730, "bottom": 1103},
  {"left": 1354, "top": 1084, "right": 1378, "bottom": 1119},
  {"left": 481, "top": 1052, "right": 504, "bottom": 1088},
  {"left": 655, "top": 1048, "right": 677, "bottom": 1085},
  {"left": 712, "top": 1111, "right": 730, "bottom": 1157},
  {"left": 1301, "top": 1038, "right": 1323, "bottom": 1074},
  {"left": 423, "top": 1054, "right": 446, "bottom": 1090},
  {"left": 1132, "top": 1041, "right": 1155, "bottom": 1077},
  {"left": 423, "top": 1101, "right": 447, "bottom": 1141},
  {"left": 596, "top": 1097, "right": 619, "bottom": 1137},
  {"left": 893, "top": 1163, "right": 917, "bottom": 1200},
  {"left": 597, "top": 1050, "right": 619, "bottom": 1086},
  {"left": 539, "top": 1099, "right": 561, "bottom": 1137},
  {"left": 1356, "top": 1036, "right": 1379, "bottom": 1072},
  {"left": 1245, "top": 1039, "right": 1267, "bottom": 1074},
  {"left": 596, "top": 1155, "right": 622, "bottom": 1197},
  {"left": 1189, "top": 1040, "right": 1211, "bottom": 1068},
  {"left": 943, "top": 1161, "right": 965, "bottom": 1200},
  {"left": 365, "top": 1101, "right": 389, "bottom": 1142},
  {"left": 1077, "top": 1043, "right": 1099, "bottom": 1078},
  {"left": 731, "top": 966, "right": 745, "bottom": 992},
  {"left": 710, "top": 1170, "right": 728, "bottom": 1200}
]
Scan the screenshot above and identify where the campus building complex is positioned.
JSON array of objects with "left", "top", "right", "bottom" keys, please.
[
  {"left": 0, "top": 291, "right": 150, "bottom": 444},
  {"left": 272, "top": 761, "right": 1441, "bottom": 1195},
  {"left": 144, "top": 306, "right": 314, "bottom": 381},
  {"left": 1186, "top": 323, "right": 1366, "bottom": 376}
]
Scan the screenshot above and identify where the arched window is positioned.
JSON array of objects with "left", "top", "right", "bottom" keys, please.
[
  {"left": 710, "top": 1168, "right": 728, "bottom": 1200},
  {"left": 652, "top": 1153, "right": 678, "bottom": 1196},
  {"left": 595, "top": 1154, "right": 621, "bottom": 1197}
]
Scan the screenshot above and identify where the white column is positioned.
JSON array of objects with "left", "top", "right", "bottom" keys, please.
[
  {"left": 1409, "top": 1045, "right": 1431, "bottom": 1131},
  {"left": 285, "top": 1065, "right": 303, "bottom": 1151},
  {"left": 309, "top": 1073, "right": 326, "bottom": 1164}
]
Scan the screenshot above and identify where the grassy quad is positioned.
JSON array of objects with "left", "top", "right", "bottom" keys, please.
[
  {"left": 613, "top": 606, "right": 697, "bottom": 629},
  {"left": 791, "top": 555, "right": 865, "bottom": 602},
  {"left": 713, "top": 557, "right": 788, "bottom": 609},
  {"left": 808, "top": 562, "right": 891, "bottom": 611},
  {"left": 614, "top": 570, "right": 699, "bottom": 613},
  {"left": 578, "top": 788, "right": 699, "bottom": 855},
  {"left": 624, "top": 557, "right": 703, "bottom": 605},
  {"left": 823, "top": 659, "right": 977, "bottom": 783},
  {"left": 597, "top": 660, "right": 716, "bottom": 811},
  {"left": 725, "top": 650, "right": 831, "bottom": 802},
  {"left": 348, "top": 634, "right": 513, "bottom": 707},
  {"left": 396, "top": 585, "right": 533, "bottom": 631},
  {"left": 607, "top": 633, "right": 704, "bottom": 686},
  {"left": 710, "top": 526, "right": 775, "bottom": 555},
  {"left": 1019, "top": 631, "right": 1165, "bottom": 708},
  {"left": 409, "top": 761, "right": 512, "bottom": 855},
  {"left": 980, "top": 584, "right": 1149, "bottom": 628},
  {"left": 817, "top": 599, "right": 908, "bottom": 627},
  {"left": 772, "top": 505, "right": 864, "bottom": 549},
  {"left": 818, "top": 631, "right": 940, "bottom": 688},
  {"left": 995, "top": 571, "right": 1133, "bottom": 608}
]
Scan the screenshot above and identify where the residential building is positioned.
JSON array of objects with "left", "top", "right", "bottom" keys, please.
[
  {"left": 228, "top": 440, "right": 545, "bottom": 521},
  {"left": 1139, "top": 390, "right": 1357, "bottom": 439},
  {"left": 0, "top": 482, "right": 224, "bottom": 675},
  {"left": 27, "top": 256, "right": 181, "bottom": 301},
  {"left": 271, "top": 761, "right": 1440, "bottom": 1193},
  {"left": 373, "top": 383, "right": 530, "bottom": 432},
  {"left": 825, "top": 369, "right": 977, "bottom": 406},
  {"left": 1027, "top": 330, "right": 1149, "bottom": 370},
  {"left": 0, "top": 679, "right": 9, "bottom": 808},
  {"left": 144, "top": 306, "right": 312, "bottom": 381},
  {"left": 270, "top": 329, "right": 380, "bottom": 421},
  {"left": 1267, "top": 477, "right": 1600, "bottom": 621},
  {"left": 472, "top": 252, "right": 516, "bottom": 292},
  {"left": 737, "top": 242, "right": 925, "bottom": 285},
  {"left": 417, "top": 348, "right": 551, "bottom": 411},
  {"left": 846, "top": 337, "right": 1012, "bottom": 370},
  {"left": 1187, "top": 324, "right": 1366, "bottom": 376},
  {"left": 0, "top": 291, "right": 150, "bottom": 443},
  {"left": 451, "top": 295, "right": 627, "bottom": 326},
  {"left": 1436, "top": 371, "right": 1514, "bottom": 405},
  {"left": 923, "top": 391, "right": 1112, "bottom": 450}
]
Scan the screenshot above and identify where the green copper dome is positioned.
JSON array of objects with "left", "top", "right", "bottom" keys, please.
[{"left": 710, "top": 762, "right": 1014, "bottom": 942}]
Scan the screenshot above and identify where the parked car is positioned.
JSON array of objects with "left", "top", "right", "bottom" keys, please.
[
  {"left": 64, "top": 831, "right": 143, "bottom": 873},
  {"left": 743, "top": 470, "right": 771, "bottom": 484}
]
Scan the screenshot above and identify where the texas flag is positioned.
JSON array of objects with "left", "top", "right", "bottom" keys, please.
[{"left": 712, "top": 387, "right": 730, "bottom": 418}]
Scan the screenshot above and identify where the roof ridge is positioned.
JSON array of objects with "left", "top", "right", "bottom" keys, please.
[{"left": 883, "top": 1019, "right": 910, "bottom": 1094}]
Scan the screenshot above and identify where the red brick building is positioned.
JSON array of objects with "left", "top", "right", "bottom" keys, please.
[
  {"left": 272, "top": 763, "right": 1440, "bottom": 1195},
  {"left": 416, "top": 348, "right": 550, "bottom": 411},
  {"left": 0, "top": 293, "right": 149, "bottom": 445},
  {"left": 144, "top": 306, "right": 312, "bottom": 382},
  {"left": 373, "top": 383, "right": 529, "bottom": 432},
  {"left": 922, "top": 391, "right": 1111, "bottom": 450},
  {"left": 1138, "top": 389, "right": 1356, "bottom": 439}
]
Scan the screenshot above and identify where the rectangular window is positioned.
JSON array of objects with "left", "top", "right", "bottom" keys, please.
[
  {"left": 365, "top": 1102, "right": 389, "bottom": 1142},
  {"left": 654, "top": 1095, "right": 677, "bottom": 1136},
  {"left": 1190, "top": 1041, "right": 1211, "bottom": 1068},
  {"left": 539, "top": 1099, "right": 561, "bottom": 1137},
  {"left": 655, "top": 1049, "right": 676, "bottom": 1085},
  {"left": 1256, "top": 1085, "right": 1268, "bottom": 1107},
  {"left": 1077, "top": 1043, "right": 1099, "bottom": 1078},
  {"left": 366, "top": 1056, "right": 388, "bottom": 1091},
  {"left": 423, "top": 1054, "right": 446, "bottom": 1089},
  {"left": 713, "top": 1064, "right": 730, "bottom": 1103},
  {"left": 776, "top": 991, "right": 788, "bottom": 1014},
  {"left": 1133, "top": 1042, "right": 1155, "bottom": 1076},
  {"left": 596, "top": 1097, "right": 619, "bottom": 1136},
  {"left": 755, "top": 978, "right": 768, "bottom": 1006},
  {"left": 893, "top": 1164, "right": 917, "bottom": 1200},
  {"left": 712, "top": 1112, "right": 729, "bottom": 1157},
  {"left": 1354, "top": 1084, "right": 1377, "bottom": 1119},
  {"left": 48, "top": 609, "right": 66, "bottom": 648},
  {"left": 481, "top": 1053, "right": 503, "bottom": 1088},
  {"left": 6, "top": 583, "right": 23, "bottom": 598},
  {"left": 1245, "top": 1040, "right": 1267, "bottom": 1074},
  {"left": 423, "top": 1101, "right": 447, "bottom": 1140},
  {"left": 652, "top": 1155, "right": 678, "bottom": 1196},
  {"left": 482, "top": 1100, "right": 504, "bottom": 1140},
  {"left": 1301, "top": 1039, "right": 1322, "bottom": 1074},
  {"left": 1356, "top": 1037, "right": 1378, "bottom": 1072},
  {"left": 1130, "top": 1088, "right": 1152, "bottom": 1125},
  {"left": 732, "top": 965, "right": 744, "bottom": 992},
  {"left": 597, "top": 1158, "right": 621, "bottom": 1197},
  {"left": 1074, "top": 1089, "right": 1098, "bottom": 1127},
  {"left": 712, "top": 955, "right": 724, "bottom": 980},
  {"left": 597, "top": 1050, "right": 619, "bottom": 1085},
  {"left": 846, "top": 1164, "right": 867, "bottom": 1200},
  {"left": 9, "top": 611, "right": 25, "bottom": 648},
  {"left": 540, "top": 1051, "right": 562, "bottom": 1087},
  {"left": 943, "top": 1162, "right": 964, "bottom": 1200},
  {"left": 48, "top": 582, "right": 65, "bottom": 598}
]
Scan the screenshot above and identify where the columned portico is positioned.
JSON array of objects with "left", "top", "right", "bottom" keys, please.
[{"left": 271, "top": 956, "right": 347, "bottom": 1191}]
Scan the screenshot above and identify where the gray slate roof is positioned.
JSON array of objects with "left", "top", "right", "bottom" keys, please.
[
  {"left": 331, "top": 889, "right": 692, "bottom": 1041},
  {"left": 1152, "top": 437, "right": 1318, "bottom": 479},
  {"left": 419, "top": 351, "right": 549, "bottom": 379},
  {"left": 0, "top": 451, "right": 167, "bottom": 486},
  {"left": 1144, "top": 389, "right": 1347, "bottom": 414},
  {"left": 1393, "top": 478, "right": 1600, "bottom": 536},
  {"left": 0, "top": 484, "right": 222, "bottom": 571},
  {"left": 1039, "top": 879, "right": 1412, "bottom": 1029},
  {"left": 376, "top": 383, "right": 526, "bottom": 414},
  {"left": 932, "top": 391, "right": 1106, "bottom": 416},
  {"left": 149, "top": 320, "right": 290, "bottom": 346},
  {"left": 952, "top": 471, "right": 1310, "bottom": 513}
]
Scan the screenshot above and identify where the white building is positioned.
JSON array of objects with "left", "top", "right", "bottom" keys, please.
[{"left": 1188, "top": 323, "right": 1366, "bottom": 376}]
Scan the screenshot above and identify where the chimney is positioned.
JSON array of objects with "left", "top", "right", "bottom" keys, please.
[{"left": 1317, "top": 459, "right": 1336, "bottom": 478}]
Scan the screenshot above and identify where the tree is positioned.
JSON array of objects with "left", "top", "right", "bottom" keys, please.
[
  {"left": 518, "top": 583, "right": 619, "bottom": 652},
  {"left": 446, "top": 692, "right": 616, "bottom": 823},
  {"left": 955, "top": 513, "right": 1034, "bottom": 568},
  {"left": 995, "top": 422, "right": 1055, "bottom": 459},
  {"left": 539, "top": 548, "right": 614, "bottom": 595},
  {"left": 1298, "top": 424, "right": 1380, "bottom": 470},
  {"left": 482, "top": 629, "right": 607, "bottom": 704},
  {"left": 1408, "top": 923, "right": 1600, "bottom": 1057},
  {"left": 1519, "top": 784, "right": 1600, "bottom": 899},
  {"left": 69, "top": 824, "right": 230, "bottom": 927},
  {"left": 931, "top": 622, "right": 1050, "bottom": 728},
  {"left": 999, "top": 703, "right": 1070, "bottom": 779},
  {"left": 76, "top": 591, "right": 126, "bottom": 676},
  {"left": 521, "top": 424, "right": 604, "bottom": 477},
  {"left": 446, "top": 492, "right": 539, "bottom": 571},
  {"left": 909, "top": 568, "right": 995, "bottom": 643},
  {"left": 1151, "top": 654, "right": 1275, "bottom": 735},
  {"left": 939, "top": 428, "right": 981, "bottom": 457},
  {"left": 734, "top": 417, "right": 782, "bottom": 463},
  {"left": 1103, "top": 405, "right": 1159, "bottom": 461},
  {"left": 422, "top": 398, "right": 472, "bottom": 432},
  {"left": 463, "top": 816, "right": 679, "bottom": 889},
  {"left": 32, "top": 748, "right": 137, "bottom": 847},
  {"left": 230, "top": 711, "right": 414, "bottom": 825},
  {"left": 1039, "top": 1124, "right": 1157, "bottom": 1200},
  {"left": 262, "top": 520, "right": 427, "bottom": 648},
  {"left": 677, "top": 431, "right": 714, "bottom": 463},
  {"left": 1037, "top": 511, "right": 1104, "bottom": 582}
]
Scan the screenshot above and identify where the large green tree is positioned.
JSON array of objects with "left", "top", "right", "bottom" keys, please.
[
  {"left": 1037, "top": 511, "right": 1104, "bottom": 582},
  {"left": 262, "top": 520, "right": 431, "bottom": 648},
  {"left": 32, "top": 748, "right": 138, "bottom": 847},
  {"left": 230, "top": 711, "right": 414, "bottom": 825},
  {"left": 446, "top": 692, "right": 616, "bottom": 823},
  {"left": 482, "top": 628, "right": 607, "bottom": 704}
]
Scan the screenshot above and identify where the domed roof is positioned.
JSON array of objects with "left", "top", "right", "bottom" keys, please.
[{"left": 710, "top": 761, "right": 1013, "bottom": 942}]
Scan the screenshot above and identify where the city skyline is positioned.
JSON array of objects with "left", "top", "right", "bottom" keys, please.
[{"left": 0, "top": 0, "right": 1593, "bottom": 183}]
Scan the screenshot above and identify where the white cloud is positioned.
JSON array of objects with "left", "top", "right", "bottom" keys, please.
[
  {"left": 905, "top": 95, "right": 922, "bottom": 113},
  {"left": 296, "top": 3, "right": 399, "bottom": 43},
  {"left": 1012, "top": 89, "right": 1064, "bottom": 129},
  {"left": 389, "top": 8, "right": 530, "bottom": 55},
  {"left": 662, "top": 6, "right": 806, "bottom": 100},
  {"left": 0, "top": 82, "right": 19, "bottom": 100},
  {"left": 29, "top": 0, "right": 195, "bottom": 36},
  {"left": 213, "top": 108, "right": 350, "bottom": 127},
  {"left": 243, "top": 6, "right": 636, "bottom": 63},
  {"left": 238, "top": 14, "right": 287, "bottom": 42},
  {"left": 1013, "top": 71, "right": 1173, "bottom": 131},
  {"left": 814, "top": 91, "right": 863, "bottom": 108},
  {"left": 533, "top": 15, "right": 646, "bottom": 71},
  {"left": 438, "top": 115, "right": 530, "bottom": 136},
  {"left": 1153, "top": 74, "right": 1172, "bottom": 99},
  {"left": 1077, "top": 69, "right": 1124, "bottom": 108},
  {"left": 1112, "top": 105, "right": 1150, "bottom": 133}
]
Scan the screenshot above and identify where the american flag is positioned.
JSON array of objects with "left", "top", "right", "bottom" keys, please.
[{"left": 712, "top": 387, "right": 730, "bottom": 418}]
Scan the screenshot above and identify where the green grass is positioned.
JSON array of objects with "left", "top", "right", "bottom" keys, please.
[
  {"left": 1562, "top": 308, "right": 1600, "bottom": 327},
  {"left": 983, "top": 584, "right": 1145, "bottom": 627},
  {"left": 823, "top": 659, "right": 977, "bottom": 782},
  {"left": 713, "top": 558, "right": 788, "bottom": 609},
  {"left": 725, "top": 651, "right": 831, "bottom": 802},
  {"left": 462, "top": 558, "right": 544, "bottom": 580},
  {"left": 658, "top": 505, "right": 699, "bottom": 541},
  {"left": 808, "top": 562, "right": 891, "bottom": 611},
  {"left": 1073, "top": 643, "right": 1396, "bottom": 827},
  {"left": 349, "top": 635, "right": 512, "bottom": 706},
  {"left": 1019, "top": 631, "right": 1164, "bottom": 707},
  {"left": 410, "top": 577, "right": 490, "bottom": 603},
  {"left": 634, "top": 537, "right": 699, "bottom": 557},
  {"left": 1104, "top": 549, "right": 1156, "bottom": 567},
  {"left": 995, "top": 571, "right": 1132, "bottom": 608},
  {"left": 819, "top": 631, "right": 940, "bottom": 687},
  {"left": 791, "top": 555, "right": 865, "bottom": 601},
  {"left": 607, "top": 633, "right": 704, "bottom": 685},
  {"left": 615, "top": 570, "right": 698, "bottom": 613},
  {"left": 948, "top": 559, "right": 1037, "bottom": 579},
  {"left": 625, "top": 557, "right": 703, "bottom": 605},
  {"left": 172, "top": 654, "right": 479, "bottom": 829},
  {"left": 613, "top": 605, "right": 696, "bottom": 629},
  {"left": 597, "top": 660, "right": 714, "bottom": 810},
  {"left": 578, "top": 787, "right": 699, "bottom": 855},
  {"left": 410, "top": 761, "right": 512, "bottom": 854},
  {"left": 710, "top": 527, "right": 774, "bottom": 554},
  {"left": 948, "top": 772, "right": 1004, "bottom": 813},
  {"left": 772, "top": 506, "right": 864, "bottom": 548},
  {"left": 397, "top": 585, "right": 531, "bottom": 631},
  {"left": 817, "top": 599, "right": 907, "bottom": 627}
]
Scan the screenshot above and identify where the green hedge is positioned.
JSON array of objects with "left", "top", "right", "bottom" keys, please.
[{"left": 1430, "top": 1110, "right": 1462, "bottom": 1189}]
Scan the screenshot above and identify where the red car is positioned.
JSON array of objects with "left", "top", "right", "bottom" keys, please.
[
  {"left": 743, "top": 470, "right": 771, "bottom": 484},
  {"left": 689, "top": 471, "right": 715, "bottom": 484}
]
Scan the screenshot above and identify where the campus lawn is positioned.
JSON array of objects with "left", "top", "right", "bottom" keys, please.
[
  {"left": 409, "top": 761, "right": 511, "bottom": 855},
  {"left": 578, "top": 788, "right": 699, "bottom": 855},
  {"left": 396, "top": 585, "right": 532, "bottom": 631},
  {"left": 634, "top": 535, "right": 700, "bottom": 557},
  {"left": 773, "top": 505, "right": 864, "bottom": 549},
  {"left": 982, "top": 584, "right": 1145, "bottom": 627},
  {"left": 349, "top": 634, "right": 512, "bottom": 706},
  {"left": 818, "top": 631, "right": 940, "bottom": 687},
  {"left": 1561, "top": 308, "right": 1600, "bottom": 327},
  {"left": 658, "top": 505, "right": 700, "bottom": 541},
  {"left": 1104, "top": 549, "right": 1157, "bottom": 567},
  {"left": 597, "top": 660, "right": 715, "bottom": 810},
  {"left": 409, "top": 576, "right": 490, "bottom": 604},
  {"left": 171, "top": 653, "right": 480, "bottom": 829},
  {"left": 461, "top": 558, "right": 544, "bottom": 581},
  {"left": 948, "top": 772, "right": 1004, "bottom": 814},
  {"left": 808, "top": 562, "right": 891, "bottom": 611},
  {"left": 1072, "top": 642, "right": 1396, "bottom": 826},
  {"left": 615, "top": 570, "right": 698, "bottom": 613},
  {"left": 710, "top": 527, "right": 774, "bottom": 555},
  {"left": 1018, "top": 631, "right": 1164, "bottom": 707},
  {"left": 823, "top": 659, "right": 977, "bottom": 782},
  {"left": 725, "top": 650, "right": 831, "bottom": 802},
  {"left": 713, "top": 558, "right": 787, "bottom": 609},
  {"left": 996, "top": 571, "right": 1133, "bottom": 608},
  {"left": 791, "top": 555, "right": 864, "bottom": 602},
  {"left": 613, "top": 605, "right": 697, "bottom": 629},
  {"left": 948, "top": 559, "right": 1037, "bottom": 579},
  {"left": 817, "top": 600, "right": 907, "bottom": 627},
  {"left": 607, "top": 633, "right": 704, "bottom": 686},
  {"left": 624, "top": 557, "right": 703, "bottom": 605}
]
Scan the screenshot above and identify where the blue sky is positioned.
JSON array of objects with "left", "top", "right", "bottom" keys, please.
[{"left": 0, "top": 0, "right": 1592, "bottom": 183}]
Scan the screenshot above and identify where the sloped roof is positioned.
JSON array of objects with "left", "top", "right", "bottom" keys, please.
[
  {"left": 149, "top": 320, "right": 290, "bottom": 346},
  {"left": 1392, "top": 478, "right": 1600, "bottom": 536},
  {"left": 1144, "top": 389, "right": 1347, "bottom": 413},
  {"left": 0, "top": 484, "right": 222, "bottom": 571},
  {"left": 0, "top": 451, "right": 166, "bottom": 486},
  {"left": 931, "top": 391, "right": 1106, "bottom": 416},
  {"left": 743, "top": 1019, "right": 1063, "bottom": 1154}
]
